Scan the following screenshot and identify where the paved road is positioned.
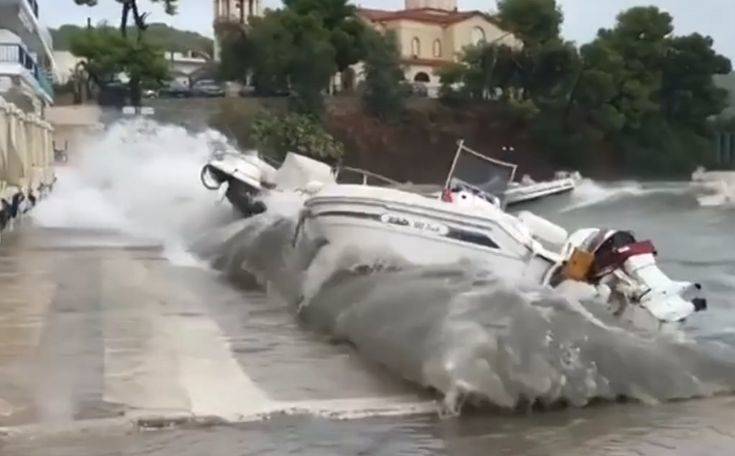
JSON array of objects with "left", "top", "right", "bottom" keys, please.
[{"left": 0, "top": 225, "right": 432, "bottom": 433}]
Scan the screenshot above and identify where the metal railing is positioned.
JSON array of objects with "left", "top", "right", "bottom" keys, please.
[
  {"left": 26, "top": 0, "right": 39, "bottom": 18},
  {"left": 335, "top": 166, "right": 402, "bottom": 186},
  {"left": 0, "top": 43, "right": 54, "bottom": 99}
]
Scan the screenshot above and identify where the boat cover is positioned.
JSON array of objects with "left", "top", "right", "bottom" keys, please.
[{"left": 273, "top": 153, "right": 335, "bottom": 190}]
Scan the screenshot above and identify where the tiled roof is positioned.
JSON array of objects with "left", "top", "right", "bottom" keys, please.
[{"left": 358, "top": 7, "right": 498, "bottom": 26}]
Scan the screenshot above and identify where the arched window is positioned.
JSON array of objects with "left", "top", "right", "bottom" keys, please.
[
  {"left": 432, "top": 39, "right": 442, "bottom": 58},
  {"left": 414, "top": 72, "right": 430, "bottom": 83},
  {"left": 411, "top": 37, "right": 421, "bottom": 57},
  {"left": 471, "top": 27, "right": 486, "bottom": 45}
]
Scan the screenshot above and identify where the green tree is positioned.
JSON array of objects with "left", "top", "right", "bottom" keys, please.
[
  {"left": 285, "top": 12, "right": 337, "bottom": 114},
  {"left": 283, "top": 0, "right": 367, "bottom": 74},
  {"left": 494, "top": 0, "right": 577, "bottom": 106},
  {"left": 660, "top": 33, "right": 732, "bottom": 134},
  {"left": 245, "top": 10, "right": 336, "bottom": 114},
  {"left": 220, "top": 0, "right": 368, "bottom": 103},
  {"left": 70, "top": 28, "right": 169, "bottom": 105},
  {"left": 438, "top": 44, "right": 521, "bottom": 103},
  {"left": 247, "top": 12, "right": 298, "bottom": 95},
  {"left": 218, "top": 24, "right": 252, "bottom": 83},
  {"left": 497, "top": 0, "right": 563, "bottom": 47},
  {"left": 524, "top": 39, "right": 580, "bottom": 106},
  {"left": 592, "top": 7, "right": 674, "bottom": 129},
  {"left": 73, "top": 0, "right": 178, "bottom": 36},
  {"left": 361, "top": 31, "right": 407, "bottom": 121},
  {"left": 572, "top": 40, "right": 627, "bottom": 134}
]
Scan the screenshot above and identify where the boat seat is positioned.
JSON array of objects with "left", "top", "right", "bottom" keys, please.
[{"left": 517, "top": 211, "right": 568, "bottom": 246}]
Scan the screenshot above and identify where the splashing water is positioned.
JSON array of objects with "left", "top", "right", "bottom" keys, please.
[
  {"left": 33, "top": 119, "right": 234, "bottom": 263},
  {"left": 35, "top": 119, "right": 735, "bottom": 414},
  {"left": 198, "top": 208, "right": 735, "bottom": 414},
  {"left": 560, "top": 179, "right": 690, "bottom": 212}
]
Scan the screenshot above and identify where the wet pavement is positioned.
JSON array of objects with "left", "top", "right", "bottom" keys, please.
[{"left": 0, "top": 224, "right": 431, "bottom": 432}]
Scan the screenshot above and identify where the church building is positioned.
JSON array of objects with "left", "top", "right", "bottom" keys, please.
[{"left": 358, "top": 0, "right": 520, "bottom": 94}]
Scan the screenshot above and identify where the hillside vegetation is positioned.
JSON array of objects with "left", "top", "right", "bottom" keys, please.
[{"left": 51, "top": 23, "right": 214, "bottom": 56}]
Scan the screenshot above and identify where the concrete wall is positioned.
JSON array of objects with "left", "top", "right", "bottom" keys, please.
[{"left": 45, "top": 105, "right": 103, "bottom": 155}]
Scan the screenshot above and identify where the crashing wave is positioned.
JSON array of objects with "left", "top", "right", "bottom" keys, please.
[{"left": 691, "top": 167, "right": 735, "bottom": 207}]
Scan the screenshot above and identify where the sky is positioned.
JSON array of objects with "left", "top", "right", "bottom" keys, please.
[{"left": 44, "top": 0, "right": 735, "bottom": 61}]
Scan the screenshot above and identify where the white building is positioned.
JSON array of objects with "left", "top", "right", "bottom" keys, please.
[
  {"left": 52, "top": 49, "right": 82, "bottom": 85},
  {"left": 0, "top": 0, "right": 55, "bottom": 114},
  {"left": 165, "top": 51, "right": 209, "bottom": 86},
  {"left": 213, "top": 0, "right": 262, "bottom": 61},
  {"left": 1, "top": 0, "right": 56, "bottom": 230}
]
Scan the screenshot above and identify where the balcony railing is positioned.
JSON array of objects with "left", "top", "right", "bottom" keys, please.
[
  {"left": 26, "top": 0, "right": 39, "bottom": 18},
  {"left": 0, "top": 43, "right": 54, "bottom": 100}
]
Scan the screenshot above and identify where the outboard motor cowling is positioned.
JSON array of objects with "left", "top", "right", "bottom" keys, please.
[{"left": 557, "top": 228, "right": 707, "bottom": 326}]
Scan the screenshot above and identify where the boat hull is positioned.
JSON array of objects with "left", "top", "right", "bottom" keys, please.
[
  {"left": 299, "top": 186, "right": 554, "bottom": 281},
  {"left": 505, "top": 178, "right": 576, "bottom": 205}
]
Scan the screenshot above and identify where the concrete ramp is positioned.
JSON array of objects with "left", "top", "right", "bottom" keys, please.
[{"left": 0, "top": 227, "right": 434, "bottom": 434}]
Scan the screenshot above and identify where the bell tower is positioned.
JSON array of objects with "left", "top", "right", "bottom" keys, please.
[
  {"left": 213, "top": 0, "right": 262, "bottom": 61},
  {"left": 214, "top": 0, "right": 261, "bottom": 24}
]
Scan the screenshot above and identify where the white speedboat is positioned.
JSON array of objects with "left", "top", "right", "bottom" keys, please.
[
  {"left": 295, "top": 141, "right": 706, "bottom": 330},
  {"left": 505, "top": 171, "right": 581, "bottom": 205},
  {"left": 691, "top": 166, "right": 735, "bottom": 207},
  {"left": 201, "top": 151, "right": 334, "bottom": 215},
  {"left": 200, "top": 143, "right": 581, "bottom": 218}
]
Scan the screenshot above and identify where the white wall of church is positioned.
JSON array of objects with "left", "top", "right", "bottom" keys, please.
[{"left": 449, "top": 16, "right": 522, "bottom": 52}]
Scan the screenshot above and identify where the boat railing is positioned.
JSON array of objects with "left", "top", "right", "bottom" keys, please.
[{"left": 335, "top": 166, "right": 403, "bottom": 187}]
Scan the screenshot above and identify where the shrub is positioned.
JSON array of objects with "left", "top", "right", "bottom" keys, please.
[{"left": 251, "top": 111, "right": 345, "bottom": 162}]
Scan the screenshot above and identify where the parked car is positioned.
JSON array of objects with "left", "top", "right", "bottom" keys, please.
[
  {"left": 192, "top": 79, "right": 226, "bottom": 97},
  {"left": 238, "top": 85, "right": 256, "bottom": 97},
  {"left": 160, "top": 82, "right": 191, "bottom": 98},
  {"left": 142, "top": 88, "right": 158, "bottom": 99}
]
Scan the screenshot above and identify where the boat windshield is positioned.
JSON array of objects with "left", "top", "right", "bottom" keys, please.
[{"left": 444, "top": 141, "right": 517, "bottom": 201}]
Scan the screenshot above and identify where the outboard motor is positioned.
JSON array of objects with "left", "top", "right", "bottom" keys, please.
[
  {"left": 200, "top": 153, "right": 270, "bottom": 218},
  {"left": 558, "top": 229, "right": 706, "bottom": 325}
]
